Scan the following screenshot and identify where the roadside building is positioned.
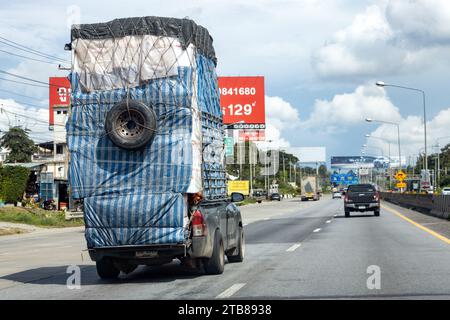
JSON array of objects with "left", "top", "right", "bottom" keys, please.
[{"left": 0, "top": 147, "right": 9, "bottom": 163}]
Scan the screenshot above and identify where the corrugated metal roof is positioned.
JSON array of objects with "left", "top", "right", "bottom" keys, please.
[{"left": 3, "top": 162, "right": 44, "bottom": 169}]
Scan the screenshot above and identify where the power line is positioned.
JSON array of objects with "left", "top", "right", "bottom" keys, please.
[
  {"left": 0, "top": 36, "right": 68, "bottom": 63},
  {"left": 0, "top": 48, "right": 57, "bottom": 64},
  {"left": 0, "top": 106, "right": 65, "bottom": 128},
  {"left": 0, "top": 77, "right": 48, "bottom": 88},
  {"left": 0, "top": 88, "right": 44, "bottom": 101},
  {"left": 0, "top": 69, "right": 51, "bottom": 86},
  {"left": 1, "top": 99, "right": 46, "bottom": 109}
]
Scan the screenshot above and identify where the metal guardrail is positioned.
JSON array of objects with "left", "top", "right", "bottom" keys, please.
[
  {"left": 65, "top": 211, "right": 84, "bottom": 221},
  {"left": 381, "top": 193, "right": 450, "bottom": 219}
]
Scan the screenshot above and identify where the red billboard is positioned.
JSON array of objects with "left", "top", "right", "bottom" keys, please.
[
  {"left": 49, "top": 77, "right": 71, "bottom": 126},
  {"left": 218, "top": 76, "right": 265, "bottom": 129},
  {"left": 238, "top": 129, "right": 266, "bottom": 142}
]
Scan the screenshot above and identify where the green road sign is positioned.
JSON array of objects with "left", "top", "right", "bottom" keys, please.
[{"left": 225, "top": 137, "right": 234, "bottom": 157}]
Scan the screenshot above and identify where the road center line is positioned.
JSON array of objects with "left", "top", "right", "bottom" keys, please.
[
  {"left": 313, "top": 228, "right": 321, "bottom": 233},
  {"left": 382, "top": 204, "right": 450, "bottom": 245},
  {"left": 286, "top": 243, "right": 301, "bottom": 252},
  {"left": 216, "top": 283, "right": 246, "bottom": 299}
]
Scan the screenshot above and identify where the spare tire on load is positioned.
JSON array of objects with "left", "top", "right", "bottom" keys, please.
[{"left": 105, "top": 100, "right": 157, "bottom": 150}]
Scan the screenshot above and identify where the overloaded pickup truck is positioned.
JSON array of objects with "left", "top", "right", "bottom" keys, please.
[
  {"left": 344, "top": 184, "right": 380, "bottom": 217},
  {"left": 66, "top": 16, "right": 246, "bottom": 279}
]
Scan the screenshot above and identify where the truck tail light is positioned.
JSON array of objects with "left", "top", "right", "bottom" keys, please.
[
  {"left": 344, "top": 194, "right": 349, "bottom": 202},
  {"left": 374, "top": 193, "right": 380, "bottom": 202},
  {"left": 191, "top": 210, "right": 206, "bottom": 237}
]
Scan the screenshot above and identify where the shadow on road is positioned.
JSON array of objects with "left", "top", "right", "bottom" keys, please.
[
  {"left": 335, "top": 214, "right": 378, "bottom": 219},
  {"left": 0, "top": 261, "right": 206, "bottom": 286}
]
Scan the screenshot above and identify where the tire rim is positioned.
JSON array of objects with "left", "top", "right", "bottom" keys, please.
[{"left": 115, "top": 109, "right": 146, "bottom": 140}]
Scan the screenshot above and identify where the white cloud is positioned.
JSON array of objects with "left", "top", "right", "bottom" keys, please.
[
  {"left": 0, "top": 99, "right": 52, "bottom": 142},
  {"left": 304, "top": 84, "right": 401, "bottom": 133},
  {"left": 386, "top": 0, "right": 450, "bottom": 46},
  {"left": 256, "top": 95, "right": 300, "bottom": 149},
  {"left": 265, "top": 96, "right": 300, "bottom": 130},
  {"left": 313, "top": 0, "right": 450, "bottom": 79},
  {"left": 366, "top": 107, "right": 450, "bottom": 163}
]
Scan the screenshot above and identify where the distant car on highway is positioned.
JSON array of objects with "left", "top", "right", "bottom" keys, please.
[
  {"left": 270, "top": 193, "right": 281, "bottom": 201},
  {"left": 442, "top": 187, "right": 450, "bottom": 196},
  {"left": 252, "top": 189, "right": 266, "bottom": 203},
  {"left": 332, "top": 191, "right": 342, "bottom": 199},
  {"left": 344, "top": 184, "right": 380, "bottom": 217}
]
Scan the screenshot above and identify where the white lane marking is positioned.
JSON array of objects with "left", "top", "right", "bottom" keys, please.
[
  {"left": 0, "top": 252, "right": 10, "bottom": 256},
  {"left": 326, "top": 220, "right": 332, "bottom": 224},
  {"left": 243, "top": 224, "right": 248, "bottom": 227},
  {"left": 56, "top": 245, "right": 73, "bottom": 249},
  {"left": 334, "top": 214, "right": 338, "bottom": 217},
  {"left": 313, "top": 228, "right": 321, "bottom": 233},
  {"left": 263, "top": 218, "right": 269, "bottom": 221},
  {"left": 216, "top": 283, "right": 246, "bottom": 299},
  {"left": 286, "top": 243, "right": 302, "bottom": 252}
]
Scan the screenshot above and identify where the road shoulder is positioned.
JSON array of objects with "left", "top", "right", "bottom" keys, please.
[{"left": 381, "top": 201, "right": 450, "bottom": 242}]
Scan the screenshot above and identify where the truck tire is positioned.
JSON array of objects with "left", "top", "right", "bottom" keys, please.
[
  {"left": 204, "top": 231, "right": 225, "bottom": 274},
  {"left": 105, "top": 100, "right": 157, "bottom": 150},
  {"left": 374, "top": 210, "right": 380, "bottom": 217},
  {"left": 96, "top": 258, "right": 120, "bottom": 279},
  {"left": 345, "top": 211, "right": 350, "bottom": 218},
  {"left": 227, "top": 227, "right": 245, "bottom": 263}
]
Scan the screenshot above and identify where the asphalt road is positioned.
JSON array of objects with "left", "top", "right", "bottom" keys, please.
[{"left": 1, "top": 196, "right": 450, "bottom": 299}]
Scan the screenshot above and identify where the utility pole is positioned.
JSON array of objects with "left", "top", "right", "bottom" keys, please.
[
  {"left": 289, "top": 162, "right": 292, "bottom": 183},
  {"left": 294, "top": 163, "right": 297, "bottom": 186}
]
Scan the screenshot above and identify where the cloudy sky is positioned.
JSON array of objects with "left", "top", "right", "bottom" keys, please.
[{"left": 1, "top": 0, "right": 450, "bottom": 165}]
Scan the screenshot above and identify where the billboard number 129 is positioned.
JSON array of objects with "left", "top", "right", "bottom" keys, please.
[{"left": 223, "top": 103, "right": 255, "bottom": 116}]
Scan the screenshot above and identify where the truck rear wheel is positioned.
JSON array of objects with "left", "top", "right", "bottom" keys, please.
[
  {"left": 345, "top": 211, "right": 350, "bottom": 218},
  {"left": 96, "top": 258, "right": 120, "bottom": 279},
  {"left": 374, "top": 210, "right": 380, "bottom": 217},
  {"left": 204, "top": 231, "right": 224, "bottom": 274},
  {"left": 227, "top": 227, "right": 245, "bottom": 263}
]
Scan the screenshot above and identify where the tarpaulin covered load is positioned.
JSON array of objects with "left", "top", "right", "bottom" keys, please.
[{"left": 67, "top": 17, "right": 225, "bottom": 248}]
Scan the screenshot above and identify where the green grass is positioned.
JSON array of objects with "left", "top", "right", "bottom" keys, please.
[
  {"left": 237, "top": 198, "right": 258, "bottom": 206},
  {"left": 0, "top": 207, "right": 84, "bottom": 228}
]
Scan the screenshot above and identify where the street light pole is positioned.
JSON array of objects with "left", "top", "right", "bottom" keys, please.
[
  {"left": 376, "top": 81, "right": 427, "bottom": 177},
  {"left": 366, "top": 134, "right": 392, "bottom": 190},
  {"left": 366, "top": 119, "right": 402, "bottom": 191}
]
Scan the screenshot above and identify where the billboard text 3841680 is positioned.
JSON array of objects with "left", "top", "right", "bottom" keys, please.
[{"left": 218, "top": 76, "right": 265, "bottom": 129}]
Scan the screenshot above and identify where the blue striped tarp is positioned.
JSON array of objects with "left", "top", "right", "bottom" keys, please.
[{"left": 67, "top": 54, "right": 226, "bottom": 248}]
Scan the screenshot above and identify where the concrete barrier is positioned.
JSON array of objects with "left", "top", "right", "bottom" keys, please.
[
  {"left": 381, "top": 193, "right": 450, "bottom": 220},
  {"left": 431, "top": 196, "right": 450, "bottom": 219}
]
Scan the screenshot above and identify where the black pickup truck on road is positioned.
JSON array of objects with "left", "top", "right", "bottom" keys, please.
[{"left": 344, "top": 184, "right": 380, "bottom": 217}]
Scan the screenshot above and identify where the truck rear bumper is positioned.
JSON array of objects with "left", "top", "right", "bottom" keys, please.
[
  {"left": 88, "top": 244, "right": 187, "bottom": 264},
  {"left": 345, "top": 203, "right": 379, "bottom": 211}
]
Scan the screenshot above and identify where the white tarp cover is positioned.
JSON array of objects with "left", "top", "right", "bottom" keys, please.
[{"left": 73, "top": 35, "right": 195, "bottom": 92}]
